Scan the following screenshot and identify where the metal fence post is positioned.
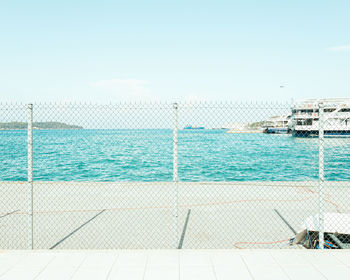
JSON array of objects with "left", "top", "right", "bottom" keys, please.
[
  {"left": 173, "top": 102, "right": 179, "bottom": 248},
  {"left": 27, "top": 103, "right": 34, "bottom": 249},
  {"left": 318, "top": 102, "right": 325, "bottom": 249}
]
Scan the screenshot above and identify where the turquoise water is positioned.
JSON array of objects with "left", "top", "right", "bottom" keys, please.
[{"left": 0, "top": 129, "right": 350, "bottom": 181}]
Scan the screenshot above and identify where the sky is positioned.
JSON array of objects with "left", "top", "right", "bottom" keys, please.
[{"left": 0, "top": 0, "right": 350, "bottom": 103}]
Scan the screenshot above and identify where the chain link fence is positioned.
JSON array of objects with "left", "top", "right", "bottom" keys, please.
[{"left": 0, "top": 100, "right": 349, "bottom": 249}]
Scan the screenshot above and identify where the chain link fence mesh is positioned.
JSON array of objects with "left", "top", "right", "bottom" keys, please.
[
  {"left": 0, "top": 103, "right": 28, "bottom": 249},
  {"left": 0, "top": 101, "right": 349, "bottom": 249},
  {"left": 32, "top": 103, "right": 174, "bottom": 249}
]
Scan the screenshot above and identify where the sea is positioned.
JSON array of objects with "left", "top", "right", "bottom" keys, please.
[{"left": 1, "top": 129, "right": 350, "bottom": 181}]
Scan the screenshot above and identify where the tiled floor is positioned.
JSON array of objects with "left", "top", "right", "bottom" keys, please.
[{"left": 0, "top": 250, "right": 350, "bottom": 280}]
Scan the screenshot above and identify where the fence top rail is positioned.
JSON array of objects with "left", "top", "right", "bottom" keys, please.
[{"left": 0, "top": 100, "right": 294, "bottom": 109}]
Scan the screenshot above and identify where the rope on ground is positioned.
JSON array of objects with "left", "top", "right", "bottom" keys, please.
[{"left": 233, "top": 239, "right": 290, "bottom": 249}]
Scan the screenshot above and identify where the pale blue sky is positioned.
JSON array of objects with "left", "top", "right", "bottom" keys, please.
[{"left": 0, "top": 0, "right": 349, "bottom": 102}]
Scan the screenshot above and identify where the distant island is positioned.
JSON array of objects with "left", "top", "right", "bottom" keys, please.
[{"left": 0, "top": 122, "right": 83, "bottom": 130}]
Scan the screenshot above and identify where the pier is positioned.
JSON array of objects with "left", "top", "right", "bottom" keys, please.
[{"left": 1, "top": 181, "right": 349, "bottom": 250}]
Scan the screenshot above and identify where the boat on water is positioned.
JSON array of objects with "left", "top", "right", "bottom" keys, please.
[
  {"left": 184, "top": 125, "right": 205, "bottom": 130},
  {"left": 263, "top": 114, "right": 291, "bottom": 134},
  {"left": 290, "top": 98, "right": 350, "bottom": 137}
]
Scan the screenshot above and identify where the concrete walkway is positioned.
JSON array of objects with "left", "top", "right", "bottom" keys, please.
[{"left": 0, "top": 250, "right": 350, "bottom": 280}]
